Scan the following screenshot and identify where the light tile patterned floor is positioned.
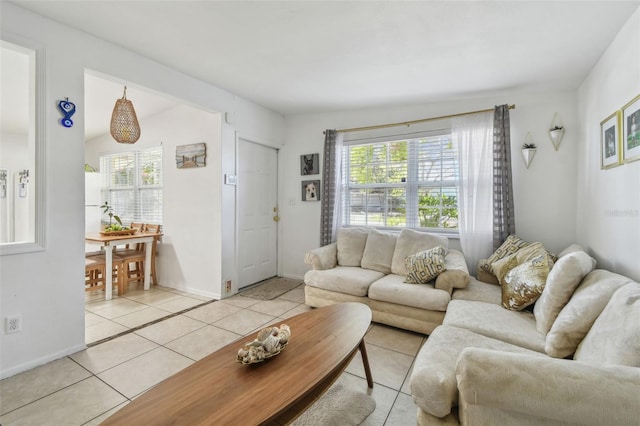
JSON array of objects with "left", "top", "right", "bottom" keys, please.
[{"left": 0, "top": 282, "right": 423, "bottom": 425}]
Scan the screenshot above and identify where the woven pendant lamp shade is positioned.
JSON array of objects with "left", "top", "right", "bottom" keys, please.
[{"left": 110, "top": 87, "right": 141, "bottom": 144}]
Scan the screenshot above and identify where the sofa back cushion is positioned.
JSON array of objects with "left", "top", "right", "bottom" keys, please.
[
  {"left": 534, "top": 250, "right": 596, "bottom": 334},
  {"left": 574, "top": 282, "right": 640, "bottom": 367},
  {"left": 390, "top": 229, "right": 449, "bottom": 275},
  {"left": 337, "top": 227, "right": 369, "bottom": 266},
  {"left": 360, "top": 229, "right": 397, "bottom": 273},
  {"left": 545, "top": 269, "right": 632, "bottom": 358}
]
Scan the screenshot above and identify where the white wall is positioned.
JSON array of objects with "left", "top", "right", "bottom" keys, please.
[
  {"left": 86, "top": 105, "right": 224, "bottom": 298},
  {"left": 576, "top": 8, "right": 640, "bottom": 282},
  {"left": 0, "top": 3, "right": 284, "bottom": 379},
  {"left": 280, "top": 90, "right": 579, "bottom": 279}
]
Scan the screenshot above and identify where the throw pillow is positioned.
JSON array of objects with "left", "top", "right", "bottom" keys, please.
[
  {"left": 361, "top": 229, "right": 397, "bottom": 274},
  {"left": 481, "top": 235, "right": 530, "bottom": 276},
  {"left": 336, "top": 227, "right": 369, "bottom": 267},
  {"left": 391, "top": 229, "right": 449, "bottom": 275},
  {"left": 404, "top": 246, "right": 447, "bottom": 284},
  {"left": 501, "top": 250, "right": 554, "bottom": 310},
  {"left": 534, "top": 250, "right": 596, "bottom": 334},
  {"left": 492, "top": 242, "right": 545, "bottom": 285},
  {"left": 573, "top": 282, "right": 640, "bottom": 367}
]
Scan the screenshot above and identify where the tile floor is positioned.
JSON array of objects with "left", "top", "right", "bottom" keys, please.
[
  {"left": 84, "top": 283, "right": 213, "bottom": 345},
  {"left": 1, "top": 283, "right": 423, "bottom": 425}
]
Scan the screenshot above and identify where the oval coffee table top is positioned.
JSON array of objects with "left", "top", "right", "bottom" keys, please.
[{"left": 101, "top": 302, "right": 372, "bottom": 426}]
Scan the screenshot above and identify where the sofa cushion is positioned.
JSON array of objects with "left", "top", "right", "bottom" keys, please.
[
  {"left": 500, "top": 248, "right": 554, "bottom": 311},
  {"left": 368, "top": 274, "right": 450, "bottom": 311},
  {"left": 451, "top": 277, "right": 502, "bottom": 305},
  {"left": 534, "top": 250, "right": 596, "bottom": 334},
  {"left": 336, "top": 227, "right": 369, "bottom": 267},
  {"left": 557, "top": 243, "right": 586, "bottom": 259},
  {"left": 410, "top": 325, "right": 543, "bottom": 418},
  {"left": 545, "top": 269, "right": 633, "bottom": 358},
  {"left": 404, "top": 246, "right": 447, "bottom": 284},
  {"left": 303, "top": 266, "right": 384, "bottom": 297},
  {"left": 481, "top": 234, "right": 530, "bottom": 275},
  {"left": 574, "top": 282, "right": 640, "bottom": 367},
  {"left": 444, "top": 300, "right": 546, "bottom": 352},
  {"left": 390, "top": 229, "right": 448, "bottom": 275},
  {"left": 360, "top": 229, "right": 397, "bottom": 274}
]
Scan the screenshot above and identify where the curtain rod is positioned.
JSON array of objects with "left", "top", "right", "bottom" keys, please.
[{"left": 324, "top": 104, "right": 515, "bottom": 134}]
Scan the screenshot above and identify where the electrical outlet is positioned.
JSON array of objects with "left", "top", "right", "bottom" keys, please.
[
  {"left": 5, "top": 315, "right": 22, "bottom": 334},
  {"left": 225, "top": 280, "right": 232, "bottom": 293}
]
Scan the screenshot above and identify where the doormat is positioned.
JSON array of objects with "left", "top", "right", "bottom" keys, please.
[
  {"left": 291, "top": 383, "right": 376, "bottom": 425},
  {"left": 240, "top": 277, "right": 303, "bottom": 300}
]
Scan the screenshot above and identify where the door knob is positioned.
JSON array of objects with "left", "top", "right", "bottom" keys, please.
[{"left": 273, "top": 215, "right": 280, "bottom": 222}]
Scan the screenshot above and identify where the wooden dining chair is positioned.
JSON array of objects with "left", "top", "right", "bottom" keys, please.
[
  {"left": 85, "top": 255, "right": 124, "bottom": 295},
  {"left": 145, "top": 224, "right": 162, "bottom": 286}
]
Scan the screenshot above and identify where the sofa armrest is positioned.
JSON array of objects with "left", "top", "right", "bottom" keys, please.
[
  {"left": 456, "top": 348, "right": 640, "bottom": 426},
  {"left": 304, "top": 243, "right": 338, "bottom": 270},
  {"left": 435, "top": 249, "right": 470, "bottom": 293}
]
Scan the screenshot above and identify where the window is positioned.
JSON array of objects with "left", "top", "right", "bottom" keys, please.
[
  {"left": 343, "top": 133, "right": 458, "bottom": 233},
  {"left": 100, "top": 147, "right": 163, "bottom": 225}
]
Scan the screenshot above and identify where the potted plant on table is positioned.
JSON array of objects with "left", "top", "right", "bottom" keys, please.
[{"left": 100, "top": 201, "right": 133, "bottom": 234}]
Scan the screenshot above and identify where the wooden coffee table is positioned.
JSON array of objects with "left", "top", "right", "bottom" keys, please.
[{"left": 101, "top": 302, "right": 373, "bottom": 425}]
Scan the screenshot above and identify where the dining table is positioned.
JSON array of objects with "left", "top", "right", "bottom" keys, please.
[{"left": 85, "top": 231, "right": 159, "bottom": 300}]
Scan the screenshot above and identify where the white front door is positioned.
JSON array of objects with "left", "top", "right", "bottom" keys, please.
[{"left": 237, "top": 139, "right": 278, "bottom": 289}]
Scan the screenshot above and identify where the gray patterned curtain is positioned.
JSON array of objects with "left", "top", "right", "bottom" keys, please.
[
  {"left": 320, "top": 130, "right": 342, "bottom": 246},
  {"left": 493, "top": 105, "right": 516, "bottom": 249}
]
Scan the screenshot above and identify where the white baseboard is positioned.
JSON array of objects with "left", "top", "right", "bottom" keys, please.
[
  {"left": 0, "top": 343, "right": 87, "bottom": 380},
  {"left": 281, "top": 273, "right": 305, "bottom": 281}
]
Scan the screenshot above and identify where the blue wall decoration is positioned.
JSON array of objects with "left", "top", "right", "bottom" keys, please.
[{"left": 57, "top": 98, "right": 76, "bottom": 128}]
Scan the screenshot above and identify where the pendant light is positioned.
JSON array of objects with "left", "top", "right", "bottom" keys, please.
[{"left": 110, "top": 86, "right": 141, "bottom": 144}]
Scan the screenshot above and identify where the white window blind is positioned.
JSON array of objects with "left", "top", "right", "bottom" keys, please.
[
  {"left": 100, "top": 147, "right": 163, "bottom": 226},
  {"left": 342, "top": 133, "right": 459, "bottom": 233}
]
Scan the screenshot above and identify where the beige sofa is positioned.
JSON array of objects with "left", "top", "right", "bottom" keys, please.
[
  {"left": 409, "top": 247, "right": 640, "bottom": 425},
  {"left": 304, "top": 227, "right": 470, "bottom": 334}
]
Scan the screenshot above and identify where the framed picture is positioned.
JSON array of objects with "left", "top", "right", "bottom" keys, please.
[
  {"left": 176, "top": 143, "right": 206, "bottom": 168},
  {"left": 622, "top": 93, "right": 640, "bottom": 163},
  {"left": 301, "top": 180, "right": 320, "bottom": 202},
  {"left": 300, "top": 153, "right": 319, "bottom": 175},
  {"left": 600, "top": 111, "right": 621, "bottom": 169}
]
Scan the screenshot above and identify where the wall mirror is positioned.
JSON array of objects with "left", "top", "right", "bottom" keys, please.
[{"left": 0, "top": 38, "right": 45, "bottom": 255}]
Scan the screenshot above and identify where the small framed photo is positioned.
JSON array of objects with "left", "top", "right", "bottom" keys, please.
[
  {"left": 600, "top": 111, "right": 621, "bottom": 169},
  {"left": 301, "top": 180, "right": 321, "bottom": 202},
  {"left": 176, "top": 143, "right": 206, "bottom": 168},
  {"left": 622, "top": 93, "right": 640, "bottom": 163},
  {"left": 300, "top": 153, "right": 319, "bottom": 175}
]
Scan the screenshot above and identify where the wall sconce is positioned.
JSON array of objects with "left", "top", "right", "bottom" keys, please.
[
  {"left": 18, "top": 169, "right": 29, "bottom": 198},
  {"left": 0, "top": 170, "right": 6, "bottom": 198},
  {"left": 110, "top": 86, "right": 141, "bottom": 144}
]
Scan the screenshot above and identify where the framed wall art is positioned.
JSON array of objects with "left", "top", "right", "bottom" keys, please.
[
  {"left": 300, "top": 153, "right": 319, "bottom": 175},
  {"left": 600, "top": 111, "right": 621, "bottom": 170},
  {"left": 301, "top": 180, "right": 321, "bottom": 202},
  {"left": 622, "top": 93, "right": 640, "bottom": 163},
  {"left": 176, "top": 143, "right": 206, "bottom": 168}
]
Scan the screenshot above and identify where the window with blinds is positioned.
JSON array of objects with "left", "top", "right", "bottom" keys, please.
[
  {"left": 100, "top": 147, "right": 163, "bottom": 226},
  {"left": 343, "top": 134, "right": 458, "bottom": 233}
]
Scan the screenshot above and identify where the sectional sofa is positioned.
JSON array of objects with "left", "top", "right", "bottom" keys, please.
[
  {"left": 303, "top": 228, "right": 640, "bottom": 425},
  {"left": 304, "top": 227, "right": 470, "bottom": 334}
]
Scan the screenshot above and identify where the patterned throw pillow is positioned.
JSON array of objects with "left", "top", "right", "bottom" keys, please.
[
  {"left": 404, "top": 246, "right": 447, "bottom": 284},
  {"left": 481, "top": 235, "right": 530, "bottom": 275},
  {"left": 501, "top": 251, "right": 554, "bottom": 310}
]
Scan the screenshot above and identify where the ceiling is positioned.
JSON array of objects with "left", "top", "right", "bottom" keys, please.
[{"left": 7, "top": 1, "right": 640, "bottom": 127}]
